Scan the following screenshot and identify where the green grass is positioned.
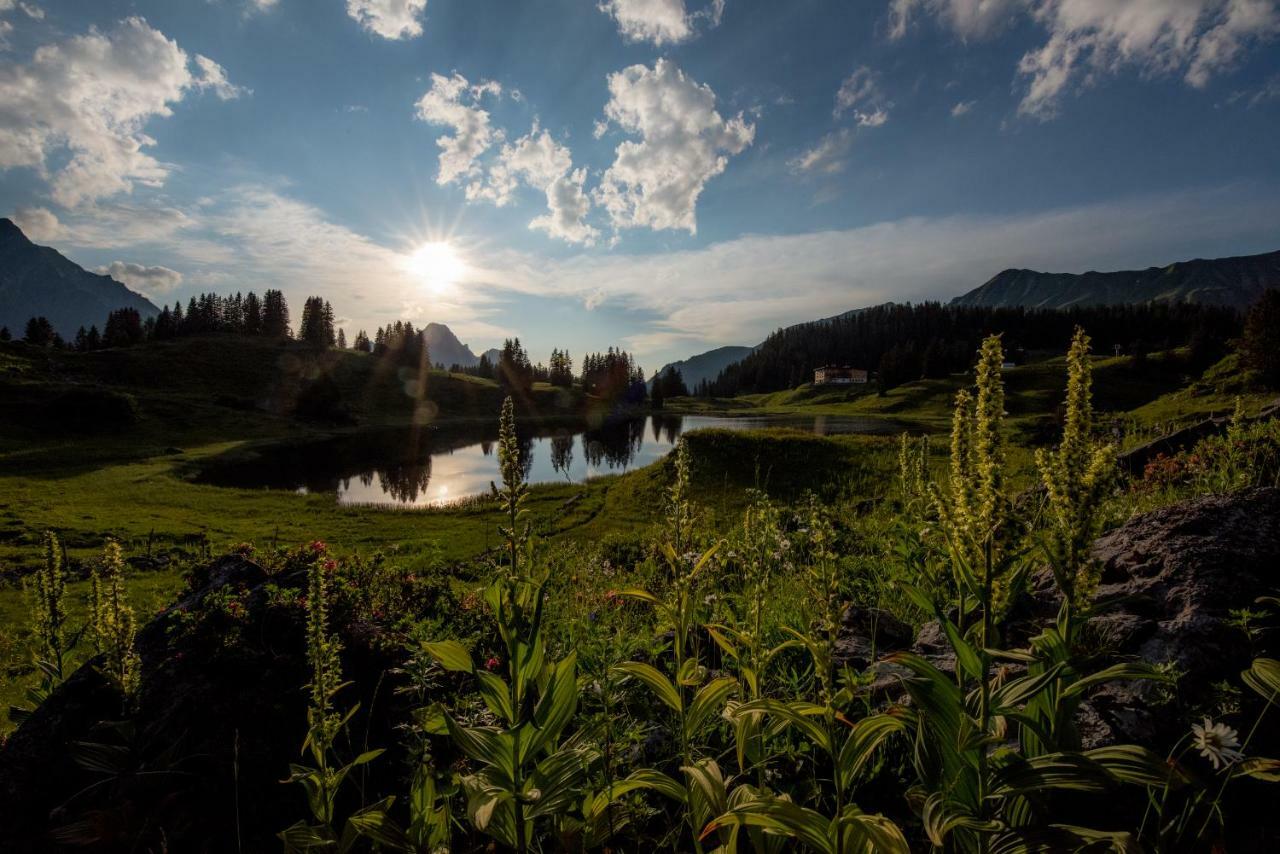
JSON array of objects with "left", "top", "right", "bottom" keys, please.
[{"left": 0, "top": 337, "right": 1263, "bottom": 732}]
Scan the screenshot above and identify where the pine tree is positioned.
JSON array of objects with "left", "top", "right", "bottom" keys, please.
[
  {"left": 1243, "top": 288, "right": 1280, "bottom": 388},
  {"left": 23, "top": 317, "right": 55, "bottom": 347},
  {"left": 337, "top": 328, "right": 347, "bottom": 349},
  {"left": 243, "top": 291, "right": 263, "bottom": 335},
  {"left": 263, "top": 289, "right": 292, "bottom": 338}
]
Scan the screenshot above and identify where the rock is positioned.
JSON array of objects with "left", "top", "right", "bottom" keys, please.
[
  {"left": 1065, "top": 487, "right": 1280, "bottom": 747},
  {"left": 843, "top": 488, "right": 1280, "bottom": 750},
  {"left": 833, "top": 605, "right": 913, "bottom": 670},
  {"left": 0, "top": 553, "right": 409, "bottom": 853}
]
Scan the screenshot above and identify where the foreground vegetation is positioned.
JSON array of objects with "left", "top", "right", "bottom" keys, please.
[{"left": 4, "top": 324, "right": 1278, "bottom": 850}]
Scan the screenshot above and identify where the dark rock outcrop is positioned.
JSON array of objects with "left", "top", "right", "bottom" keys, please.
[
  {"left": 843, "top": 488, "right": 1280, "bottom": 746},
  {"left": 0, "top": 555, "right": 407, "bottom": 853}
]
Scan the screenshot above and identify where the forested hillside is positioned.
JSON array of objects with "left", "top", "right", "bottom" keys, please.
[{"left": 704, "top": 301, "right": 1239, "bottom": 396}]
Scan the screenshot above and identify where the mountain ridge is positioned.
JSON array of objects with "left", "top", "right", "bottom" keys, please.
[
  {"left": 951, "top": 249, "right": 1280, "bottom": 311},
  {"left": 0, "top": 218, "right": 159, "bottom": 337}
]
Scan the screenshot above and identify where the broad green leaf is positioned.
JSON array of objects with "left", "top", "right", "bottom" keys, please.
[
  {"left": 686, "top": 677, "right": 737, "bottom": 740},
  {"left": 610, "top": 768, "right": 687, "bottom": 804},
  {"left": 476, "top": 671, "right": 514, "bottom": 724},
  {"left": 990, "top": 662, "right": 1065, "bottom": 711},
  {"left": 445, "top": 719, "right": 515, "bottom": 785},
  {"left": 1243, "top": 658, "right": 1280, "bottom": 703},
  {"left": 920, "top": 792, "right": 1003, "bottom": 847},
  {"left": 837, "top": 712, "right": 907, "bottom": 791},
  {"left": 529, "top": 653, "right": 579, "bottom": 756},
  {"left": 1237, "top": 757, "right": 1280, "bottom": 781},
  {"left": 989, "top": 753, "right": 1110, "bottom": 797},
  {"left": 613, "top": 661, "right": 682, "bottom": 712},
  {"left": 682, "top": 758, "right": 728, "bottom": 829},
  {"left": 1061, "top": 662, "right": 1169, "bottom": 700},
  {"left": 1086, "top": 745, "right": 1187, "bottom": 787},
  {"left": 941, "top": 617, "right": 984, "bottom": 680},
  {"left": 422, "top": 640, "right": 473, "bottom": 673},
  {"left": 703, "top": 797, "right": 832, "bottom": 853},
  {"left": 736, "top": 698, "right": 831, "bottom": 754}
]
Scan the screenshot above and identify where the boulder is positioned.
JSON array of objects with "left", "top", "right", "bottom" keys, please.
[{"left": 843, "top": 488, "right": 1280, "bottom": 747}]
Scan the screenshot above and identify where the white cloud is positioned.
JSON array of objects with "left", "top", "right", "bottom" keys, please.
[
  {"left": 194, "top": 54, "right": 248, "bottom": 100},
  {"left": 834, "top": 66, "right": 892, "bottom": 126},
  {"left": 598, "top": 0, "right": 725, "bottom": 45},
  {"left": 0, "top": 21, "right": 12, "bottom": 52},
  {"left": 888, "top": 0, "right": 1022, "bottom": 41},
  {"left": 892, "top": 0, "right": 1280, "bottom": 119},
  {"left": 951, "top": 98, "right": 976, "bottom": 116},
  {"left": 18, "top": 2, "right": 41, "bottom": 20},
  {"left": 10, "top": 205, "right": 63, "bottom": 242},
  {"left": 96, "top": 261, "right": 184, "bottom": 296},
  {"left": 346, "top": 0, "right": 427, "bottom": 40},
  {"left": 788, "top": 129, "right": 853, "bottom": 175},
  {"left": 1019, "top": 0, "right": 1280, "bottom": 118},
  {"left": 414, "top": 72, "right": 504, "bottom": 187},
  {"left": 594, "top": 59, "right": 755, "bottom": 235},
  {"left": 472, "top": 127, "right": 598, "bottom": 245},
  {"left": 0, "top": 17, "right": 241, "bottom": 208},
  {"left": 476, "top": 185, "right": 1280, "bottom": 358},
  {"left": 250, "top": 0, "right": 279, "bottom": 10}
]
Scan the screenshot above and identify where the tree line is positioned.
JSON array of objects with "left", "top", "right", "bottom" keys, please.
[{"left": 700, "top": 300, "right": 1242, "bottom": 395}]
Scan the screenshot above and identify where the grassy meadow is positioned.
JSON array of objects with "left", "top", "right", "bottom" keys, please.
[{"left": 3, "top": 330, "right": 1279, "bottom": 852}]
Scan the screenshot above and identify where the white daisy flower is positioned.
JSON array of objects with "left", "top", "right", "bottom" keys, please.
[{"left": 1191, "top": 717, "right": 1244, "bottom": 770}]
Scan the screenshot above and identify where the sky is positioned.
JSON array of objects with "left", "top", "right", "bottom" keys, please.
[{"left": 2, "top": 0, "right": 1279, "bottom": 370}]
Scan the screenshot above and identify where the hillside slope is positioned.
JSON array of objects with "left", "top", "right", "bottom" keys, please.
[
  {"left": 652, "top": 344, "right": 753, "bottom": 389},
  {"left": 0, "top": 218, "right": 159, "bottom": 336},
  {"left": 953, "top": 249, "right": 1280, "bottom": 310}
]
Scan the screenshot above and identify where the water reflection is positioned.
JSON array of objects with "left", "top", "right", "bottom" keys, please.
[{"left": 198, "top": 414, "right": 902, "bottom": 508}]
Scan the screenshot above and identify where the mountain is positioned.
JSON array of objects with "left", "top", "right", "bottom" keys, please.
[
  {"left": 422, "top": 322, "right": 483, "bottom": 368},
  {"left": 652, "top": 345, "right": 754, "bottom": 390},
  {"left": 952, "top": 249, "right": 1280, "bottom": 311},
  {"left": 0, "top": 218, "right": 159, "bottom": 337},
  {"left": 480, "top": 348, "right": 502, "bottom": 366}
]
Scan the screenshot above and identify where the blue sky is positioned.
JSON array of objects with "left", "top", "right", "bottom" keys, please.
[{"left": 2, "top": 0, "right": 1279, "bottom": 369}]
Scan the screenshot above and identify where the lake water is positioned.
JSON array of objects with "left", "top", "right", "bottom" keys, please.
[{"left": 197, "top": 414, "right": 901, "bottom": 508}]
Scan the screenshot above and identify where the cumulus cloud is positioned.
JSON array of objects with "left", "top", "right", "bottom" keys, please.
[
  {"left": 598, "top": 0, "right": 724, "bottom": 45},
  {"left": 346, "top": 0, "right": 427, "bottom": 40},
  {"left": 951, "top": 98, "right": 976, "bottom": 116},
  {"left": 472, "top": 128, "right": 598, "bottom": 245},
  {"left": 0, "top": 17, "right": 241, "bottom": 208},
  {"left": 788, "top": 129, "right": 854, "bottom": 175},
  {"left": 415, "top": 72, "right": 504, "bottom": 187},
  {"left": 10, "top": 205, "right": 64, "bottom": 242},
  {"left": 889, "top": 0, "right": 1280, "bottom": 119},
  {"left": 96, "top": 261, "right": 184, "bottom": 296},
  {"left": 594, "top": 59, "right": 755, "bottom": 235},
  {"left": 834, "top": 66, "right": 891, "bottom": 126},
  {"left": 1019, "top": 0, "right": 1280, "bottom": 118}
]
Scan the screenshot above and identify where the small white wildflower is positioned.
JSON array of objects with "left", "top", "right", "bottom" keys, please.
[{"left": 1192, "top": 717, "right": 1243, "bottom": 770}]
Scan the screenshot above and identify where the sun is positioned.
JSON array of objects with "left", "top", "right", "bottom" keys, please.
[{"left": 404, "top": 241, "right": 467, "bottom": 292}]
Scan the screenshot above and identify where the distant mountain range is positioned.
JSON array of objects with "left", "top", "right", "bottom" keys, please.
[
  {"left": 0, "top": 218, "right": 159, "bottom": 337},
  {"left": 651, "top": 345, "right": 754, "bottom": 389},
  {"left": 663, "top": 248, "right": 1278, "bottom": 386},
  {"left": 952, "top": 249, "right": 1280, "bottom": 311}
]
